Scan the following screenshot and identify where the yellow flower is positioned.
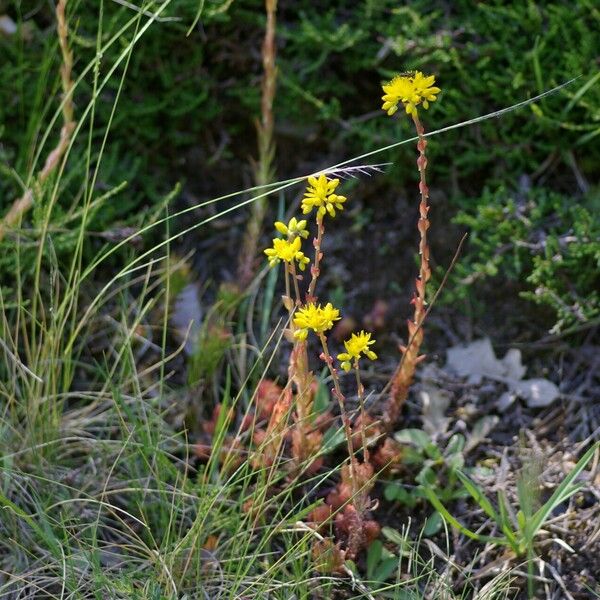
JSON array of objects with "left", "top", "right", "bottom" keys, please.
[
  {"left": 337, "top": 331, "right": 377, "bottom": 372},
  {"left": 274, "top": 217, "right": 309, "bottom": 239},
  {"left": 293, "top": 302, "right": 341, "bottom": 340},
  {"left": 264, "top": 236, "right": 310, "bottom": 270},
  {"left": 411, "top": 71, "right": 440, "bottom": 108},
  {"left": 301, "top": 174, "right": 347, "bottom": 218},
  {"left": 381, "top": 71, "right": 440, "bottom": 117}
]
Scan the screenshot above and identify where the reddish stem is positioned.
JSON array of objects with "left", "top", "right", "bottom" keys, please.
[{"left": 384, "top": 112, "right": 431, "bottom": 428}]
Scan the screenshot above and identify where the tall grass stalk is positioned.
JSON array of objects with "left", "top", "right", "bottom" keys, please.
[{"left": 237, "top": 0, "right": 279, "bottom": 287}]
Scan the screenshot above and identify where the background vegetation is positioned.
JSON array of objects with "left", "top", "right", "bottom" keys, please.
[
  {"left": 0, "top": 1, "right": 598, "bottom": 598},
  {"left": 2, "top": 0, "right": 598, "bottom": 330}
]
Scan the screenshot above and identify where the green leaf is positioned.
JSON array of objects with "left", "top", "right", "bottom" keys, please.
[
  {"left": 382, "top": 526, "right": 409, "bottom": 553},
  {"left": 0, "top": 491, "right": 59, "bottom": 556},
  {"left": 446, "top": 451, "right": 465, "bottom": 470},
  {"left": 313, "top": 376, "right": 331, "bottom": 414},
  {"left": 367, "top": 540, "right": 382, "bottom": 578},
  {"left": 497, "top": 490, "right": 520, "bottom": 553},
  {"left": 465, "top": 416, "right": 499, "bottom": 453},
  {"left": 394, "top": 428, "right": 432, "bottom": 451},
  {"left": 445, "top": 434, "right": 465, "bottom": 456},
  {"left": 374, "top": 556, "right": 399, "bottom": 583},
  {"left": 416, "top": 465, "right": 437, "bottom": 487},
  {"left": 456, "top": 470, "right": 501, "bottom": 524},
  {"left": 321, "top": 424, "right": 346, "bottom": 453},
  {"left": 422, "top": 486, "right": 508, "bottom": 546},
  {"left": 424, "top": 442, "right": 443, "bottom": 460},
  {"left": 384, "top": 483, "right": 400, "bottom": 502},
  {"left": 345, "top": 559, "right": 358, "bottom": 575},
  {"left": 517, "top": 509, "right": 526, "bottom": 533},
  {"left": 423, "top": 511, "right": 443, "bottom": 537},
  {"left": 561, "top": 71, "right": 600, "bottom": 117},
  {"left": 384, "top": 483, "right": 418, "bottom": 507},
  {"left": 286, "top": 500, "right": 326, "bottom": 525},
  {"left": 529, "top": 442, "right": 599, "bottom": 539}
]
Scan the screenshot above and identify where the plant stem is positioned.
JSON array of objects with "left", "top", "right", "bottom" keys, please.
[
  {"left": 411, "top": 112, "right": 432, "bottom": 327},
  {"left": 237, "top": 0, "right": 278, "bottom": 287},
  {"left": 318, "top": 333, "right": 358, "bottom": 499},
  {"left": 307, "top": 213, "right": 324, "bottom": 302},
  {"left": 354, "top": 361, "right": 369, "bottom": 462},
  {"left": 289, "top": 261, "right": 302, "bottom": 306},
  {"left": 384, "top": 113, "right": 431, "bottom": 428},
  {"left": 284, "top": 263, "right": 291, "bottom": 304}
]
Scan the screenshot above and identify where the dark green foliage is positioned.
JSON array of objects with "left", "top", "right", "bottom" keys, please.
[
  {"left": 273, "top": 1, "right": 599, "bottom": 182},
  {"left": 1, "top": 0, "right": 598, "bottom": 328},
  {"left": 0, "top": 1, "right": 228, "bottom": 279},
  {"left": 447, "top": 186, "right": 600, "bottom": 331}
]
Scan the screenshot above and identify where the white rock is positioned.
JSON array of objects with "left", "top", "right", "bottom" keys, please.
[
  {"left": 0, "top": 15, "right": 17, "bottom": 36},
  {"left": 445, "top": 337, "right": 526, "bottom": 384},
  {"left": 511, "top": 378, "right": 560, "bottom": 408},
  {"left": 445, "top": 337, "right": 559, "bottom": 409}
]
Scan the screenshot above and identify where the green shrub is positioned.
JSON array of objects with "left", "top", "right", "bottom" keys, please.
[
  {"left": 447, "top": 186, "right": 600, "bottom": 332},
  {"left": 1, "top": 0, "right": 598, "bottom": 330}
]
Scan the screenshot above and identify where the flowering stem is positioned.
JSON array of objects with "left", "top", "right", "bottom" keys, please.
[
  {"left": 353, "top": 361, "right": 369, "bottom": 462},
  {"left": 289, "top": 338, "right": 315, "bottom": 469},
  {"left": 307, "top": 214, "right": 324, "bottom": 302},
  {"left": 318, "top": 333, "right": 358, "bottom": 500},
  {"left": 384, "top": 113, "right": 431, "bottom": 428},
  {"left": 411, "top": 113, "right": 432, "bottom": 326},
  {"left": 284, "top": 264, "right": 292, "bottom": 305},
  {"left": 285, "top": 266, "right": 317, "bottom": 473},
  {"left": 289, "top": 261, "right": 302, "bottom": 306}
]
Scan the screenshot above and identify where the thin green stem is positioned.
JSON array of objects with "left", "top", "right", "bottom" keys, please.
[{"left": 318, "top": 333, "right": 357, "bottom": 499}]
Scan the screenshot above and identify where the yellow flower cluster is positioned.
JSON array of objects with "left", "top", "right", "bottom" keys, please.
[
  {"left": 274, "top": 217, "right": 309, "bottom": 240},
  {"left": 337, "top": 331, "right": 377, "bottom": 372},
  {"left": 264, "top": 236, "right": 310, "bottom": 270},
  {"left": 301, "top": 174, "right": 347, "bottom": 218},
  {"left": 293, "top": 302, "right": 341, "bottom": 341},
  {"left": 381, "top": 71, "right": 440, "bottom": 117},
  {"left": 264, "top": 173, "right": 348, "bottom": 275}
]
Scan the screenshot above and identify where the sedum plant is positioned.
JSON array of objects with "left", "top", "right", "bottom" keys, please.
[
  {"left": 379, "top": 71, "right": 441, "bottom": 428},
  {"left": 252, "top": 70, "right": 443, "bottom": 566},
  {"left": 261, "top": 174, "right": 380, "bottom": 562}
]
